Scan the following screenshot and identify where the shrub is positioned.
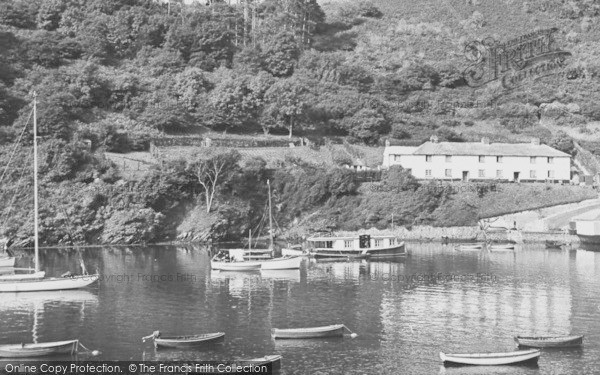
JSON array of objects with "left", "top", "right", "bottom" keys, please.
[{"left": 385, "top": 165, "right": 420, "bottom": 191}]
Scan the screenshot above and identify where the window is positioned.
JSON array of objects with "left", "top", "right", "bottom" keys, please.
[
  {"left": 344, "top": 240, "right": 353, "bottom": 248},
  {"left": 497, "top": 156, "right": 503, "bottom": 163},
  {"left": 548, "top": 170, "right": 555, "bottom": 178},
  {"left": 496, "top": 170, "right": 503, "bottom": 178},
  {"left": 394, "top": 155, "right": 401, "bottom": 162},
  {"left": 548, "top": 157, "right": 554, "bottom": 164},
  {"left": 530, "top": 170, "right": 536, "bottom": 178},
  {"left": 374, "top": 239, "right": 382, "bottom": 247},
  {"left": 445, "top": 155, "right": 452, "bottom": 162},
  {"left": 479, "top": 155, "right": 485, "bottom": 163},
  {"left": 425, "top": 169, "right": 432, "bottom": 177},
  {"left": 390, "top": 238, "right": 396, "bottom": 246},
  {"left": 478, "top": 169, "right": 485, "bottom": 177},
  {"left": 530, "top": 157, "right": 536, "bottom": 164},
  {"left": 445, "top": 169, "right": 452, "bottom": 177},
  {"left": 426, "top": 155, "right": 432, "bottom": 162}
]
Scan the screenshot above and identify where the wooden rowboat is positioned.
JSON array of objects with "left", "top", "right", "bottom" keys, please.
[
  {"left": 489, "top": 244, "right": 515, "bottom": 251},
  {"left": 0, "top": 256, "right": 15, "bottom": 268},
  {"left": 545, "top": 240, "right": 565, "bottom": 249},
  {"left": 455, "top": 243, "right": 484, "bottom": 251},
  {"left": 515, "top": 335, "right": 584, "bottom": 348},
  {"left": 211, "top": 261, "right": 261, "bottom": 272},
  {"left": 440, "top": 349, "right": 540, "bottom": 366},
  {"left": 143, "top": 331, "right": 225, "bottom": 348},
  {"left": 0, "top": 340, "right": 79, "bottom": 358},
  {"left": 195, "top": 355, "right": 282, "bottom": 374},
  {"left": 272, "top": 324, "right": 345, "bottom": 339}
]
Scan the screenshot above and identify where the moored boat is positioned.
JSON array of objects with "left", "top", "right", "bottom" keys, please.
[
  {"left": 574, "top": 220, "right": 600, "bottom": 244},
  {"left": 260, "top": 256, "right": 302, "bottom": 270},
  {"left": 281, "top": 245, "right": 307, "bottom": 257},
  {"left": 143, "top": 331, "right": 225, "bottom": 348},
  {"left": 489, "top": 243, "right": 515, "bottom": 251},
  {"left": 0, "top": 257, "right": 16, "bottom": 268},
  {"left": 211, "top": 260, "right": 261, "bottom": 272},
  {"left": 439, "top": 349, "right": 540, "bottom": 366},
  {"left": 272, "top": 324, "right": 346, "bottom": 339},
  {"left": 0, "top": 340, "right": 79, "bottom": 358},
  {"left": 306, "top": 235, "right": 406, "bottom": 259},
  {"left": 545, "top": 240, "right": 565, "bottom": 249},
  {"left": 515, "top": 335, "right": 584, "bottom": 348},
  {"left": 195, "top": 355, "right": 282, "bottom": 374},
  {"left": 455, "top": 243, "right": 484, "bottom": 251}
]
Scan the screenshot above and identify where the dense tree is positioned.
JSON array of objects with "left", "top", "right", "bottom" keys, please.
[{"left": 263, "top": 76, "right": 308, "bottom": 137}]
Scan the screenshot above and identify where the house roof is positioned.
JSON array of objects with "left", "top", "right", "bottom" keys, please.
[
  {"left": 384, "top": 146, "right": 419, "bottom": 155},
  {"left": 411, "top": 141, "right": 570, "bottom": 157}
]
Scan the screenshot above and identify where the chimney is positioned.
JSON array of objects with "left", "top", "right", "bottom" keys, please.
[
  {"left": 531, "top": 138, "right": 540, "bottom": 145},
  {"left": 385, "top": 139, "right": 390, "bottom": 147},
  {"left": 430, "top": 135, "right": 439, "bottom": 143},
  {"left": 481, "top": 137, "right": 490, "bottom": 145}
]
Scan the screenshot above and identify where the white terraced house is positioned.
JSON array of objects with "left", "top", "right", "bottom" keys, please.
[{"left": 382, "top": 136, "right": 571, "bottom": 182}]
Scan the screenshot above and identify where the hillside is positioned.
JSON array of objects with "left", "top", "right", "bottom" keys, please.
[{"left": 1, "top": 0, "right": 599, "bottom": 245}]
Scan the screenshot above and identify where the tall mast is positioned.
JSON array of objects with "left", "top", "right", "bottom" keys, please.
[
  {"left": 267, "top": 179, "right": 273, "bottom": 250},
  {"left": 33, "top": 93, "right": 39, "bottom": 272}
]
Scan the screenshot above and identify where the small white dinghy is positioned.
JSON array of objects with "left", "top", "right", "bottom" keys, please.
[{"left": 440, "top": 349, "right": 540, "bottom": 366}]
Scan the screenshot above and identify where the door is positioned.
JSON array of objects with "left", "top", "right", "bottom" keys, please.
[
  {"left": 513, "top": 172, "right": 520, "bottom": 182},
  {"left": 462, "top": 171, "right": 469, "bottom": 182}
]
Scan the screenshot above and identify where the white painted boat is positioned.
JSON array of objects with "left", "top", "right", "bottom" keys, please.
[
  {"left": 0, "top": 96, "right": 99, "bottom": 293},
  {"left": 515, "top": 335, "right": 583, "bottom": 348},
  {"left": 307, "top": 235, "right": 406, "bottom": 259},
  {"left": 489, "top": 244, "right": 515, "bottom": 251},
  {"left": 455, "top": 243, "right": 484, "bottom": 251},
  {"left": 0, "top": 275, "right": 99, "bottom": 293},
  {"left": 0, "top": 257, "right": 16, "bottom": 268},
  {"left": 0, "top": 339, "right": 80, "bottom": 358},
  {"left": 281, "top": 247, "right": 307, "bottom": 257},
  {"left": 260, "top": 256, "right": 302, "bottom": 270},
  {"left": 272, "top": 324, "right": 346, "bottom": 339},
  {"left": 212, "top": 261, "right": 261, "bottom": 272},
  {"left": 440, "top": 349, "right": 540, "bottom": 366},
  {"left": 0, "top": 271, "right": 46, "bottom": 281}
]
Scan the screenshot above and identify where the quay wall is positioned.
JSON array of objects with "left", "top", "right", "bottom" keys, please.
[{"left": 326, "top": 226, "right": 579, "bottom": 244}]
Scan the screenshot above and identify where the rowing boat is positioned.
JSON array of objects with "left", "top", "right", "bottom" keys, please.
[
  {"left": 455, "top": 243, "right": 484, "bottom": 251},
  {"left": 260, "top": 256, "right": 303, "bottom": 270},
  {"left": 0, "top": 257, "right": 15, "bottom": 268},
  {"left": 211, "top": 261, "right": 261, "bottom": 272},
  {"left": 489, "top": 244, "right": 515, "bottom": 251},
  {"left": 515, "top": 335, "right": 584, "bottom": 348},
  {"left": 196, "top": 355, "right": 282, "bottom": 374},
  {"left": 143, "top": 331, "right": 225, "bottom": 348},
  {"left": 272, "top": 324, "right": 345, "bottom": 339},
  {"left": 0, "top": 340, "right": 79, "bottom": 358},
  {"left": 440, "top": 349, "right": 540, "bottom": 366},
  {"left": 545, "top": 240, "right": 565, "bottom": 249}
]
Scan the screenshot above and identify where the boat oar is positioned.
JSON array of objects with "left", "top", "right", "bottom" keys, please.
[
  {"left": 77, "top": 342, "right": 101, "bottom": 356},
  {"left": 342, "top": 325, "right": 358, "bottom": 338}
]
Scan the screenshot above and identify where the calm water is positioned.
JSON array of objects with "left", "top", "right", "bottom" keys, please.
[{"left": 1, "top": 244, "right": 599, "bottom": 375}]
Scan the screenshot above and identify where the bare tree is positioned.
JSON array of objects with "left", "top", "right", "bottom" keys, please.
[{"left": 189, "top": 150, "right": 240, "bottom": 213}]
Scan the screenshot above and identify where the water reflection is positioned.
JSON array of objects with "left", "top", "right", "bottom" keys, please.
[{"left": 0, "top": 244, "right": 598, "bottom": 374}]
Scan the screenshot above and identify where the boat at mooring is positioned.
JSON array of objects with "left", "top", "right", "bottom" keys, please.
[
  {"left": 272, "top": 324, "right": 347, "bottom": 339},
  {"left": 439, "top": 349, "right": 540, "bottom": 366},
  {"left": 305, "top": 235, "right": 405, "bottom": 259},
  {"left": 515, "top": 335, "right": 584, "bottom": 348},
  {"left": 0, "top": 340, "right": 80, "bottom": 358},
  {"left": 0, "top": 95, "right": 99, "bottom": 293},
  {"left": 142, "top": 331, "right": 225, "bottom": 348},
  {"left": 0, "top": 256, "right": 16, "bottom": 268}
]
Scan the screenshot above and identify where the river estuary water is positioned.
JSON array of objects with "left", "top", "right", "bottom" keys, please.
[{"left": 0, "top": 243, "right": 599, "bottom": 375}]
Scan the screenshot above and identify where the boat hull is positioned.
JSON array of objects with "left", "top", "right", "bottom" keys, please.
[
  {"left": 515, "top": 335, "right": 584, "bottom": 348},
  {"left": 440, "top": 349, "right": 540, "bottom": 366},
  {"left": 0, "top": 340, "right": 79, "bottom": 358},
  {"left": 281, "top": 248, "right": 307, "bottom": 257},
  {"left": 155, "top": 333, "right": 225, "bottom": 348},
  {"left": 272, "top": 324, "right": 345, "bottom": 339},
  {"left": 0, "top": 257, "right": 15, "bottom": 268},
  {"left": 576, "top": 234, "right": 600, "bottom": 245},
  {"left": 194, "top": 355, "right": 282, "bottom": 374},
  {"left": 310, "top": 243, "right": 406, "bottom": 259},
  {"left": 364, "top": 243, "right": 406, "bottom": 258},
  {"left": 260, "top": 256, "right": 302, "bottom": 270},
  {"left": 0, "top": 274, "right": 98, "bottom": 293},
  {"left": 212, "top": 262, "right": 261, "bottom": 272}
]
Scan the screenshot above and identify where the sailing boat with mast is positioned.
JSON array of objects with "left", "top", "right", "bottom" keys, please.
[
  {"left": 211, "top": 180, "right": 302, "bottom": 271},
  {"left": 0, "top": 94, "right": 99, "bottom": 292}
]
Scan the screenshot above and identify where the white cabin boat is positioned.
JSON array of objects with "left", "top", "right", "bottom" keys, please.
[
  {"left": 306, "top": 235, "right": 406, "bottom": 259},
  {"left": 574, "top": 220, "right": 600, "bottom": 244}
]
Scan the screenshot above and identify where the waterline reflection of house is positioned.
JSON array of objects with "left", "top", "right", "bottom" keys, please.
[{"left": 382, "top": 136, "right": 571, "bottom": 182}]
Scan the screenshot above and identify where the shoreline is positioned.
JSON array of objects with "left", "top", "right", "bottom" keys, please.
[{"left": 7, "top": 226, "right": 579, "bottom": 250}]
